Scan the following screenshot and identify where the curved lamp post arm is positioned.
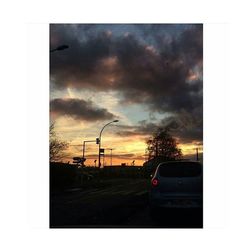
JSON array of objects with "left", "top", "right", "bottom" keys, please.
[
  {"left": 98, "top": 120, "right": 119, "bottom": 168},
  {"left": 99, "top": 121, "right": 115, "bottom": 139}
]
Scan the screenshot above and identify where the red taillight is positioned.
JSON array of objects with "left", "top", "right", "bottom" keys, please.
[{"left": 151, "top": 178, "right": 159, "bottom": 187}]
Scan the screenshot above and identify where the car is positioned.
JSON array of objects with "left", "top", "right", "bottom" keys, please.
[{"left": 149, "top": 161, "right": 203, "bottom": 216}]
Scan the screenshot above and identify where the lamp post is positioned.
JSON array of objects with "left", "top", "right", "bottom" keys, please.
[{"left": 98, "top": 120, "right": 119, "bottom": 168}]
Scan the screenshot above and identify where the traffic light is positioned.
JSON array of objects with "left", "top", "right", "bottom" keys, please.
[{"left": 96, "top": 138, "right": 100, "bottom": 144}]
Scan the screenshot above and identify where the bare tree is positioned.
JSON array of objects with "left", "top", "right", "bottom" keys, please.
[
  {"left": 50, "top": 123, "right": 69, "bottom": 162},
  {"left": 146, "top": 126, "right": 182, "bottom": 161}
]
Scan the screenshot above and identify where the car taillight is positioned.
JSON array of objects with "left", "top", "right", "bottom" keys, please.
[{"left": 151, "top": 178, "right": 159, "bottom": 187}]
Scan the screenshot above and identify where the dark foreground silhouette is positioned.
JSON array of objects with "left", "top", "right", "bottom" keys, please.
[{"left": 50, "top": 177, "right": 202, "bottom": 228}]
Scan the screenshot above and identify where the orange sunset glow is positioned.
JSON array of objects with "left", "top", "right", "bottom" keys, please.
[{"left": 50, "top": 24, "right": 203, "bottom": 166}]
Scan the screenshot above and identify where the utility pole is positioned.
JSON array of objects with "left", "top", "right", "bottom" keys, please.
[
  {"left": 107, "top": 148, "right": 114, "bottom": 166},
  {"left": 82, "top": 140, "right": 96, "bottom": 166},
  {"left": 196, "top": 147, "right": 199, "bottom": 161},
  {"left": 110, "top": 148, "right": 113, "bottom": 166}
]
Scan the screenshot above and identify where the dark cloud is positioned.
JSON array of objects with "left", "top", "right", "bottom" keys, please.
[
  {"left": 50, "top": 24, "right": 203, "bottom": 143},
  {"left": 50, "top": 98, "right": 116, "bottom": 121},
  {"left": 50, "top": 25, "right": 115, "bottom": 90},
  {"left": 115, "top": 121, "right": 158, "bottom": 137},
  {"left": 50, "top": 24, "right": 202, "bottom": 110},
  {"left": 160, "top": 108, "right": 203, "bottom": 144},
  {"left": 115, "top": 111, "right": 203, "bottom": 145}
]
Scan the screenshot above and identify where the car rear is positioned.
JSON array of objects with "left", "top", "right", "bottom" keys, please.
[{"left": 149, "top": 161, "right": 203, "bottom": 210}]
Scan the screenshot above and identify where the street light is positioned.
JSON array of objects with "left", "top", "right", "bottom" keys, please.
[
  {"left": 50, "top": 44, "right": 69, "bottom": 53},
  {"left": 98, "top": 120, "right": 119, "bottom": 168}
]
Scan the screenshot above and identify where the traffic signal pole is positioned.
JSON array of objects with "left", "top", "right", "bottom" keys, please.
[
  {"left": 98, "top": 120, "right": 119, "bottom": 168},
  {"left": 82, "top": 140, "right": 95, "bottom": 166}
]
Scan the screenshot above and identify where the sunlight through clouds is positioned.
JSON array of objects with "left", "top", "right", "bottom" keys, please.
[{"left": 50, "top": 24, "right": 203, "bottom": 165}]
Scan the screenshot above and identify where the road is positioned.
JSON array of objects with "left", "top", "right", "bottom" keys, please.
[{"left": 50, "top": 178, "right": 202, "bottom": 228}]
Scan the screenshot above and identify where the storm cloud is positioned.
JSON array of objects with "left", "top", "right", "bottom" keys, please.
[
  {"left": 116, "top": 111, "right": 203, "bottom": 145},
  {"left": 50, "top": 24, "right": 203, "bottom": 144},
  {"left": 50, "top": 98, "right": 116, "bottom": 121}
]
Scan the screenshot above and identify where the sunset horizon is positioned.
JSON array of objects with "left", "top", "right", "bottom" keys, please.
[{"left": 50, "top": 24, "right": 203, "bottom": 166}]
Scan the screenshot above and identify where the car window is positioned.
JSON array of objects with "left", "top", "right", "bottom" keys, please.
[{"left": 159, "top": 162, "right": 202, "bottom": 177}]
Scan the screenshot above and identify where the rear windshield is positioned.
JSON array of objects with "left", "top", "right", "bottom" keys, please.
[{"left": 159, "top": 162, "right": 202, "bottom": 177}]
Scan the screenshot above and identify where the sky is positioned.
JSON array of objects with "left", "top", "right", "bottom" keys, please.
[{"left": 50, "top": 24, "right": 203, "bottom": 166}]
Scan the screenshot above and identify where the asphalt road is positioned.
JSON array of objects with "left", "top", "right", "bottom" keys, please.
[{"left": 50, "top": 178, "right": 202, "bottom": 228}]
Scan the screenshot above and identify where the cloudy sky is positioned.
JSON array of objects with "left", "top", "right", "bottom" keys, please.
[{"left": 50, "top": 24, "right": 203, "bottom": 166}]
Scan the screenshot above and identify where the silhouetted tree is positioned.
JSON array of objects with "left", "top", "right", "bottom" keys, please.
[
  {"left": 50, "top": 123, "right": 69, "bottom": 162},
  {"left": 146, "top": 126, "right": 182, "bottom": 161}
]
